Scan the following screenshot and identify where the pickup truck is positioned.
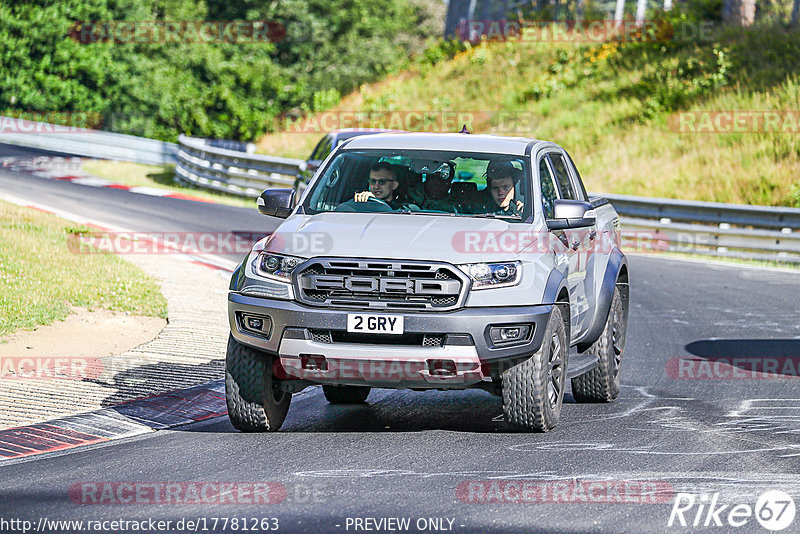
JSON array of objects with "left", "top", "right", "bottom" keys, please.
[{"left": 226, "top": 132, "right": 629, "bottom": 432}]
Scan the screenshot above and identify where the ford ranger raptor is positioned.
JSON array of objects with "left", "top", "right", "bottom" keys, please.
[{"left": 226, "top": 132, "right": 629, "bottom": 432}]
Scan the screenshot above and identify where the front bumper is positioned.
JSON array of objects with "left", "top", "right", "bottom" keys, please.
[{"left": 228, "top": 292, "right": 553, "bottom": 388}]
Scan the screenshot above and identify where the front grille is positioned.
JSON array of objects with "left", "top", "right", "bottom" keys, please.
[
  {"left": 295, "top": 259, "right": 467, "bottom": 311},
  {"left": 422, "top": 334, "right": 444, "bottom": 347},
  {"left": 309, "top": 329, "right": 333, "bottom": 343},
  {"left": 307, "top": 329, "right": 444, "bottom": 347}
]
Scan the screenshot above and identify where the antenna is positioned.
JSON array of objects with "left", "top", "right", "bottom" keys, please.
[{"left": 459, "top": 124, "right": 471, "bottom": 134}]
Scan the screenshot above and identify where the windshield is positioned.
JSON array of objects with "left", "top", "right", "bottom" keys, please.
[{"left": 302, "top": 149, "right": 532, "bottom": 221}]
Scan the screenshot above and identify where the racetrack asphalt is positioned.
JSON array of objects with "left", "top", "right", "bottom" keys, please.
[
  {"left": 0, "top": 147, "right": 276, "bottom": 264},
  {"left": 2, "top": 144, "right": 800, "bottom": 533}
]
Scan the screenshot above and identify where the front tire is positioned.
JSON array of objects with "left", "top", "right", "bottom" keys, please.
[
  {"left": 571, "top": 286, "right": 626, "bottom": 402},
  {"left": 322, "top": 385, "right": 371, "bottom": 404},
  {"left": 225, "top": 334, "right": 291, "bottom": 431},
  {"left": 502, "top": 306, "right": 567, "bottom": 432}
]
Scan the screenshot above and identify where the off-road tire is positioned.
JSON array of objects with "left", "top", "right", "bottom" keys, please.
[
  {"left": 322, "top": 385, "right": 371, "bottom": 404},
  {"left": 225, "top": 335, "right": 291, "bottom": 431},
  {"left": 501, "top": 306, "right": 567, "bottom": 432},
  {"left": 572, "top": 286, "right": 626, "bottom": 402}
]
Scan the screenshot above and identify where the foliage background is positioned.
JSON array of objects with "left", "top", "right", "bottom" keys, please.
[{"left": 0, "top": 0, "right": 443, "bottom": 141}]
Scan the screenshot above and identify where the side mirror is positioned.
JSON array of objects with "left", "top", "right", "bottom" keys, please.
[
  {"left": 257, "top": 189, "right": 295, "bottom": 218},
  {"left": 548, "top": 199, "right": 595, "bottom": 229}
]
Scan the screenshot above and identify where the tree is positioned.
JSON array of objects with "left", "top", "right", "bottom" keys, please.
[
  {"left": 722, "top": 0, "right": 756, "bottom": 25},
  {"left": 614, "top": 0, "right": 625, "bottom": 24},
  {"left": 636, "top": 0, "right": 647, "bottom": 25}
]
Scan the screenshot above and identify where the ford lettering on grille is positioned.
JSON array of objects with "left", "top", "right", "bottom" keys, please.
[
  {"left": 307, "top": 275, "right": 459, "bottom": 295},
  {"left": 295, "top": 259, "right": 467, "bottom": 310}
]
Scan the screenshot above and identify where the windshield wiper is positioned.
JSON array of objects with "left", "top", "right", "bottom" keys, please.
[
  {"left": 402, "top": 210, "right": 457, "bottom": 216},
  {"left": 468, "top": 212, "right": 522, "bottom": 219}
]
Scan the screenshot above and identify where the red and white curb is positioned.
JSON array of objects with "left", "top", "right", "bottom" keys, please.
[
  {"left": 0, "top": 192, "right": 238, "bottom": 273},
  {"left": 0, "top": 381, "right": 320, "bottom": 461},
  {"left": 1, "top": 156, "right": 215, "bottom": 203},
  {"left": 0, "top": 381, "right": 226, "bottom": 461}
]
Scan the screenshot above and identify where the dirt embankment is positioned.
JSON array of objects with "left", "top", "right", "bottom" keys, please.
[{"left": 0, "top": 307, "right": 166, "bottom": 359}]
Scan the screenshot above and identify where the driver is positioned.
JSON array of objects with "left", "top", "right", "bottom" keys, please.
[{"left": 353, "top": 162, "right": 410, "bottom": 209}]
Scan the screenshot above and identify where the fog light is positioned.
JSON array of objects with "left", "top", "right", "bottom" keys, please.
[
  {"left": 489, "top": 324, "right": 532, "bottom": 345},
  {"left": 239, "top": 313, "right": 272, "bottom": 338}
]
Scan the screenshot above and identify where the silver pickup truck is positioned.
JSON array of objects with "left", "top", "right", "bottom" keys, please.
[{"left": 226, "top": 132, "right": 629, "bottom": 432}]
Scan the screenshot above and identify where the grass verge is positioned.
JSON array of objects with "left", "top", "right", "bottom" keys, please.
[
  {"left": 0, "top": 201, "right": 168, "bottom": 337},
  {"left": 80, "top": 160, "right": 256, "bottom": 209}
]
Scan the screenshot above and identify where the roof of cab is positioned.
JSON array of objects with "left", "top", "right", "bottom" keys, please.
[{"left": 341, "top": 132, "right": 551, "bottom": 156}]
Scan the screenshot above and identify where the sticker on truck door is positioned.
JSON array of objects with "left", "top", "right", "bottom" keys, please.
[{"left": 346, "top": 314, "right": 404, "bottom": 335}]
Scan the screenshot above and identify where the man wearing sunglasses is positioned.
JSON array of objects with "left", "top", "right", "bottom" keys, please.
[{"left": 353, "top": 161, "right": 409, "bottom": 208}]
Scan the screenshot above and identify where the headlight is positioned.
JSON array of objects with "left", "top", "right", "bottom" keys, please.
[
  {"left": 459, "top": 261, "right": 521, "bottom": 290},
  {"left": 252, "top": 253, "right": 304, "bottom": 282}
]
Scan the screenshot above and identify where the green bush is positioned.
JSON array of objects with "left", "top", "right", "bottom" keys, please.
[{"left": 0, "top": 0, "right": 441, "bottom": 141}]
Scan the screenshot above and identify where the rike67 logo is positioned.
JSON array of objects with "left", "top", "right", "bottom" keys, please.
[{"left": 668, "top": 491, "right": 796, "bottom": 531}]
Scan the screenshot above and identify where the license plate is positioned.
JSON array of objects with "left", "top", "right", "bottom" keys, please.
[{"left": 347, "top": 313, "right": 404, "bottom": 335}]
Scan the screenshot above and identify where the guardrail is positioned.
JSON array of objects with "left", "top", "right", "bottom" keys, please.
[
  {"left": 3, "top": 118, "right": 798, "bottom": 265},
  {"left": 599, "top": 193, "right": 800, "bottom": 264},
  {"left": 173, "top": 136, "right": 800, "bottom": 264},
  {"left": 174, "top": 134, "right": 305, "bottom": 198},
  {"left": 602, "top": 193, "right": 800, "bottom": 231},
  {"left": 0, "top": 116, "right": 177, "bottom": 166}
]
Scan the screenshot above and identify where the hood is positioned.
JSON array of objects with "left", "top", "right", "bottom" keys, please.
[{"left": 261, "top": 212, "right": 548, "bottom": 263}]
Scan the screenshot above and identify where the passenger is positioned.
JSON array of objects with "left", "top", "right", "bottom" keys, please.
[
  {"left": 352, "top": 162, "right": 411, "bottom": 209},
  {"left": 406, "top": 169, "right": 458, "bottom": 212},
  {"left": 478, "top": 160, "right": 525, "bottom": 216}
]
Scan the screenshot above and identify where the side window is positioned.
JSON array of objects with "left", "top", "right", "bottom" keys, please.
[
  {"left": 564, "top": 151, "right": 588, "bottom": 200},
  {"left": 548, "top": 153, "right": 577, "bottom": 200},
  {"left": 539, "top": 158, "right": 559, "bottom": 219}
]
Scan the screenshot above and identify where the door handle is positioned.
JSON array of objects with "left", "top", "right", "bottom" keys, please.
[
  {"left": 589, "top": 230, "right": 597, "bottom": 240},
  {"left": 571, "top": 240, "right": 580, "bottom": 251}
]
